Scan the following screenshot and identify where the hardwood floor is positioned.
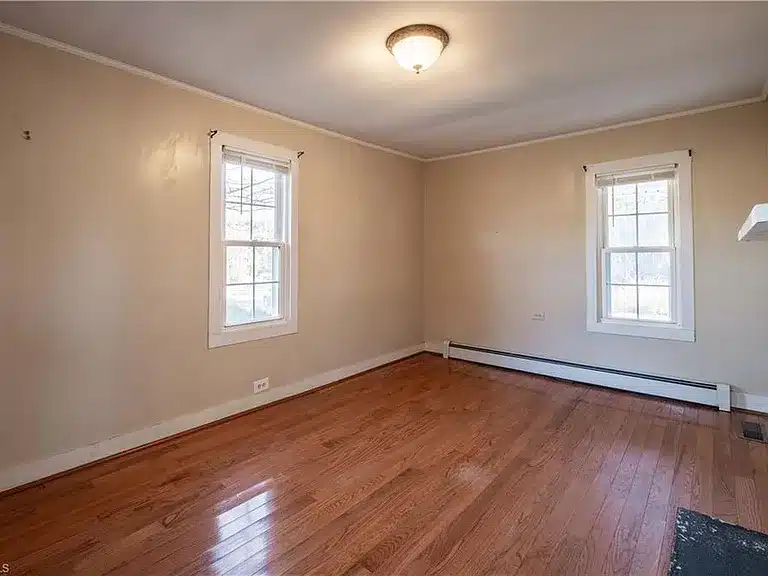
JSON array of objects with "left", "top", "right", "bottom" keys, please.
[{"left": 1, "top": 352, "right": 767, "bottom": 575}]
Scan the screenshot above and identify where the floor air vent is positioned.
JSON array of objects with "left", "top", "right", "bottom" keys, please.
[{"left": 741, "top": 421, "right": 766, "bottom": 442}]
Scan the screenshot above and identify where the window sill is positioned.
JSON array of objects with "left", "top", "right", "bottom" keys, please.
[
  {"left": 587, "top": 319, "right": 694, "bottom": 342},
  {"left": 208, "top": 318, "right": 297, "bottom": 348}
]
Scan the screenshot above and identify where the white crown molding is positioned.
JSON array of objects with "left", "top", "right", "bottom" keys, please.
[
  {"left": 2, "top": 22, "right": 767, "bottom": 165},
  {"left": 424, "top": 341, "right": 443, "bottom": 354},
  {"left": 0, "top": 22, "right": 424, "bottom": 162},
  {"left": 425, "top": 95, "right": 767, "bottom": 162}
]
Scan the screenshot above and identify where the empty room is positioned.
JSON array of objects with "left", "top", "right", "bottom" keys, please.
[{"left": 1, "top": 2, "right": 768, "bottom": 575}]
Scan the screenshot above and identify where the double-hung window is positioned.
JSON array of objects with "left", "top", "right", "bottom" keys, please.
[
  {"left": 585, "top": 151, "right": 694, "bottom": 342},
  {"left": 209, "top": 132, "right": 298, "bottom": 348}
]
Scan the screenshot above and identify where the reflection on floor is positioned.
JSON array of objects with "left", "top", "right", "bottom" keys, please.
[{"left": 1, "top": 352, "right": 767, "bottom": 575}]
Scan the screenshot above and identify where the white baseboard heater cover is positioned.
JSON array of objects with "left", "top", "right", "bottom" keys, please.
[{"left": 443, "top": 340, "right": 731, "bottom": 411}]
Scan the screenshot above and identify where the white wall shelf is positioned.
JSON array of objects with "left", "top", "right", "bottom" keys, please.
[{"left": 738, "top": 203, "right": 768, "bottom": 241}]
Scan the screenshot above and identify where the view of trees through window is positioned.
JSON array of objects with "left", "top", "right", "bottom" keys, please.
[
  {"left": 602, "top": 178, "right": 674, "bottom": 323},
  {"left": 223, "top": 157, "right": 283, "bottom": 326}
]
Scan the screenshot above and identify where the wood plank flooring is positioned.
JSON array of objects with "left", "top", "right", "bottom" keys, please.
[{"left": 1, "top": 353, "right": 767, "bottom": 575}]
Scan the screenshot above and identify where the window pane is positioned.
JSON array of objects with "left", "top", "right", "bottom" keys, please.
[
  {"left": 254, "top": 247, "right": 280, "bottom": 282},
  {"left": 226, "top": 246, "right": 253, "bottom": 284},
  {"left": 607, "top": 215, "right": 637, "bottom": 248},
  {"left": 250, "top": 169, "right": 276, "bottom": 206},
  {"left": 252, "top": 207, "right": 277, "bottom": 241},
  {"left": 639, "top": 286, "right": 671, "bottom": 322},
  {"left": 609, "top": 285, "right": 637, "bottom": 319},
  {"left": 226, "top": 285, "right": 254, "bottom": 326},
  {"left": 225, "top": 202, "right": 251, "bottom": 241},
  {"left": 607, "top": 184, "right": 636, "bottom": 215},
  {"left": 608, "top": 252, "right": 636, "bottom": 284},
  {"left": 253, "top": 283, "right": 280, "bottom": 321},
  {"left": 638, "top": 213, "right": 669, "bottom": 246},
  {"left": 225, "top": 163, "right": 277, "bottom": 206},
  {"left": 225, "top": 162, "right": 242, "bottom": 184},
  {"left": 225, "top": 163, "right": 250, "bottom": 204},
  {"left": 226, "top": 181, "right": 249, "bottom": 204},
  {"left": 638, "top": 252, "right": 671, "bottom": 286},
  {"left": 637, "top": 180, "right": 669, "bottom": 214}
]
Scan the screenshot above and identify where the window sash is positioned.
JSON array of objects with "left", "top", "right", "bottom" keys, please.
[
  {"left": 600, "top": 247, "right": 677, "bottom": 324},
  {"left": 222, "top": 241, "right": 286, "bottom": 327},
  {"left": 599, "top": 177, "right": 676, "bottom": 250}
]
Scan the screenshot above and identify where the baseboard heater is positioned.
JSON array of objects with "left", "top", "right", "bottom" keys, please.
[{"left": 441, "top": 340, "right": 731, "bottom": 411}]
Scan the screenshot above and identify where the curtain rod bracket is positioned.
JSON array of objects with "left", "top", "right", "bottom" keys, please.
[
  {"left": 297, "top": 151, "right": 304, "bottom": 159},
  {"left": 688, "top": 149, "right": 692, "bottom": 157},
  {"left": 208, "top": 129, "right": 218, "bottom": 139},
  {"left": 583, "top": 165, "right": 587, "bottom": 172},
  {"left": 22, "top": 130, "right": 31, "bottom": 140}
]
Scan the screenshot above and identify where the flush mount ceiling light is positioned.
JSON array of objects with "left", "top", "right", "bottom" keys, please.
[{"left": 386, "top": 24, "right": 449, "bottom": 74}]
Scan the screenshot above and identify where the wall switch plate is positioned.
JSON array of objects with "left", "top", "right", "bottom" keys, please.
[
  {"left": 532, "top": 312, "right": 546, "bottom": 321},
  {"left": 253, "top": 378, "right": 270, "bottom": 394}
]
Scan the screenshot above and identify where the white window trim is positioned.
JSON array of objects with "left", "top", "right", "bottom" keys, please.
[
  {"left": 208, "top": 132, "right": 299, "bottom": 348},
  {"left": 585, "top": 150, "right": 694, "bottom": 342}
]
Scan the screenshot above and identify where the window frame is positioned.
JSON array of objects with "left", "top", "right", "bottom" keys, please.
[
  {"left": 208, "top": 132, "right": 299, "bottom": 348},
  {"left": 585, "top": 150, "right": 694, "bottom": 342}
]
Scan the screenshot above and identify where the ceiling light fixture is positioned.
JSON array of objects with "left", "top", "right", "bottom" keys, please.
[{"left": 386, "top": 24, "right": 449, "bottom": 74}]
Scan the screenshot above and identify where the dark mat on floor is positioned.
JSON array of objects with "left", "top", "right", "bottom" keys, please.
[{"left": 669, "top": 508, "right": 768, "bottom": 575}]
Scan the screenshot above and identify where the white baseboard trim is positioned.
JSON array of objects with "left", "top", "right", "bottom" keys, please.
[
  {"left": 0, "top": 343, "right": 425, "bottom": 493},
  {"left": 424, "top": 341, "right": 444, "bottom": 354},
  {"left": 441, "top": 341, "right": 734, "bottom": 412},
  {"left": 732, "top": 391, "right": 768, "bottom": 414}
]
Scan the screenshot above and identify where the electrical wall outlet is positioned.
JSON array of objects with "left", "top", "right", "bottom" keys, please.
[
  {"left": 253, "top": 378, "right": 270, "bottom": 394},
  {"left": 532, "top": 312, "right": 546, "bottom": 321}
]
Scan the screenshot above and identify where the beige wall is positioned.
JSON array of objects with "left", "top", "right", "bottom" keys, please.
[
  {"left": 0, "top": 33, "right": 424, "bottom": 470},
  {"left": 425, "top": 101, "right": 768, "bottom": 398},
  {"left": 2, "top": 29, "right": 768, "bottom": 475}
]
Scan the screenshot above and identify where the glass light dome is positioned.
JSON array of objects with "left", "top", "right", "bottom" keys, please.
[{"left": 386, "top": 25, "right": 449, "bottom": 74}]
